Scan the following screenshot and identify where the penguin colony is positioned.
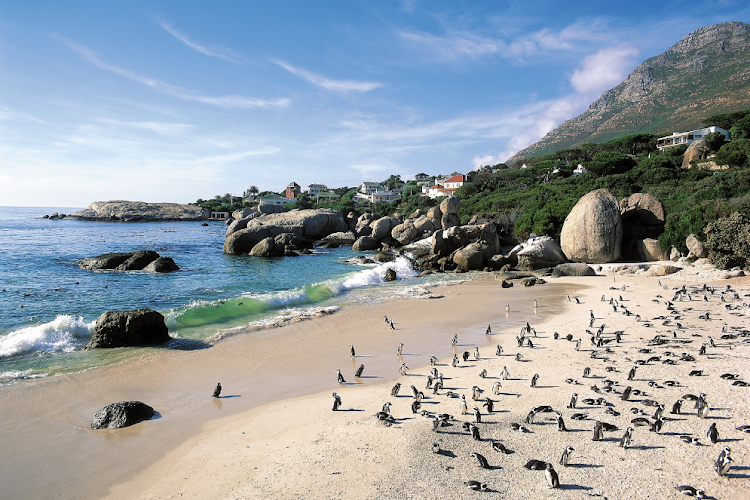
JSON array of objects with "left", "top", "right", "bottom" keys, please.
[{"left": 317, "top": 278, "right": 750, "bottom": 497}]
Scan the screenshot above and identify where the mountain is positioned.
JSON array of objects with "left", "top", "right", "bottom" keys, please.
[{"left": 510, "top": 22, "right": 750, "bottom": 161}]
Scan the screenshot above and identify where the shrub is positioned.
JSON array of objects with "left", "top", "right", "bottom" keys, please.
[{"left": 704, "top": 212, "right": 750, "bottom": 270}]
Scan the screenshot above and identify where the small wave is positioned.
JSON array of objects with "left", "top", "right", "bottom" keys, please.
[
  {"left": 0, "top": 315, "right": 94, "bottom": 358},
  {"left": 0, "top": 369, "right": 50, "bottom": 385},
  {"left": 206, "top": 306, "right": 340, "bottom": 342},
  {"left": 338, "top": 256, "right": 418, "bottom": 290}
]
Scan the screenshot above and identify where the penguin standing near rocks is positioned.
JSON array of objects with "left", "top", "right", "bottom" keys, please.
[
  {"left": 545, "top": 463, "right": 560, "bottom": 488},
  {"left": 559, "top": 446, "right": 574, "bottom": 467}
]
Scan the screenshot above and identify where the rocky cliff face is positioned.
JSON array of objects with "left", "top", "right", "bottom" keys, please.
[
  {"left": 71, "top": 201, "right": 206, "bottom": 221},
  {"left": 511, "top": 22, "right": 750, "bottom": 161}
]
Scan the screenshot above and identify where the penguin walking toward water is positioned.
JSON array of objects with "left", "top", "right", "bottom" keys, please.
[
  {"left": 332, "top": 392, "right": 342, "bottom": 411},
  {"left": 545, "top": 463, "right": 560, "bottom": 488},
  {"left": 452, "top": 354, "right": 459, "bottom": 367},
  {"left": 559, "top": 446, "right": 574, "bottom": 467},
  {"left": 212, "top": 383, "right": 222, "bottom": 398},
  {"left": 452, "top": 334, "right": 458, "bottom": 345},
  {"left": 397, "top": 343, "right": 404, "bottom": 355},
  {"left": 486, "top": 325, "right": 492, "bottom": 335},
  {"left": 337, "top": 369, "right": 346, "bottom": 384}
]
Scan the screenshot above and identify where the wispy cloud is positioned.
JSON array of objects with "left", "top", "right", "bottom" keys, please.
[
  {"left": 159, "top": 22, "right": 240, "bottom": 63},
  {"left": 273, "top": 60, "right": 383, "bottom": 93},
  {"left": 0, "top": 106, "right": 45, "bottom": 123},
  {"left": 570, "top": 44, "right": 639, "bottom": 94},
  {"left": 55, "top": 35, "right": 290, "bottom": 109}
]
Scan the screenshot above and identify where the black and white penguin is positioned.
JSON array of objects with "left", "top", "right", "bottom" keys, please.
[
  {"left": 556, "top": 413, "right": 568, "bottom": 432},
  {"left": 411, "top": 400, "right": 421, "bottom": 414},
  {"left": 707, "top": 423, "right": 719, "bottom": 444},
  {"left": 592, "top": 421, "right": 603, "bottom": 441},
  {"left": 491, "top": 441, "right": 510, "bottom": 454},
  {"left": 460, "top": 395, "right": 468, "bottom": 415},
  {"left": 491, "top": 381, "right": 502, "bottom": 395},
  {"left": 483, "top": 398, "right": 494, "bottom": 413},
  {"left": 545, "top": 463, "right": 560, "bottom": 488},
  {"left": 530, "top": 374, "right": 539, "bottom": 388},
  {"left": 350, "top": 344, "right": 355, "bottom": 357},
  {"left": 675, "top": 485, "right": 705, "bottom": 498},
  {"left": 474, "top": 407, "right": 482, "bottom": 424},
  {"left": 391, "top": 382, "right": 401, "bottom": 397},
  {"left": 715, "top": 454, "right": 732, "bottom": 476},
  {"left": 568, "top": 393, "right": 578, "bottom": 409},
  {"left": 429, "top": 355, "right": 438, "bottom": 365},
  {"left": 583, "top": 367, "right": 591, "bottom": 378},
  {"left": 212, "top": 383, "right": 222, "bottom": 398},
  {"left": 355, "top": 364, "right": 365, "bottom": 378},
  {"left": 619, "top": 427, "right": 634, "bottom": 449},
  {"left": 495, "top": 344, "right": 503, "bottom": 356},
  {"left": 337, "top": 369, "right": 346, "bottom": 384},
  {"left": 474, "top": 347, "right": 480, "bottom": 360},
  {"left": 332, "top": 392, "right": 342, "bottom": 411},
  {"left": 471, "top": 452, "right": 490, "bottom": 469},
  {"left": 500, "top": 366, "right": 510, "bottom": 380},
  {"left": 470, "top": 423, "right": 481, "bottom": 441},
  {"left": 559, "top": 446, "right": 574, "bottom": 466},
  {"left": 621, "top": 386, "right": 632, "bottom": 401},
  {"left": 432, "top": 442, "right": 440, "bottom": 453},
  {"left": 671, "top": 399, "right": 683, "bottom": 414},
  {"left": 628, "top": 366, "right": 637, "bottom": 381},
  {"left": 462, "top": 351, "right": 470, "bottom": 362},
  {"left": 464, "top": 480, "right": 487, "bottom": 491}
]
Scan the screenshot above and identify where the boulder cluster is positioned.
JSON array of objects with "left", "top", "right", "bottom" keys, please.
[{"left": 79, "top": 251, "right": 179, "bottom": 273}]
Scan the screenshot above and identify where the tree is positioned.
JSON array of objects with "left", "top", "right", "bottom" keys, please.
[
  {"left": 247, "top": 185, "right": 259, "bottom": 199},
  {"left": 715, "top": 139, "right": 750, "bottom": 168},
  {"left": 294, "top": 192, "right": 314, "bottom": 209},
  {"left": 384, "top": 175, "right": 403, "bottom": 190},
  {"left": 704, "top": 132, "right": 727, "bottom": 152}
]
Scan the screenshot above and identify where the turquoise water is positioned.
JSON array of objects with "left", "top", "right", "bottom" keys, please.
[{"left": 0, "top": 207, "right": 467, "bottom": 383}]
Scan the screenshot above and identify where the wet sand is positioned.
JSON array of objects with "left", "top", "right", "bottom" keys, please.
[{"left": 0, "top": 274, "right": 572, "bottom": 499}]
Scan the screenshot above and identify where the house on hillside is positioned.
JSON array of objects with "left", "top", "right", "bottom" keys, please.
[
  {"left": 306, "top": 184, "right": 328, "bottom": 195},
  {"left": 370, "top": 190, "right": 401, "bottom": 203},
  {"left": 258, "top": 194, "right": 296, "bottom": 206},
  {"left": 573, "top": 164, "right": 588, "bottom": 175},
  {"left": 414, "top": 172, "right": 430, "bottom": 182},
  {"left": 656, "top": 126, "right": 730, "bottom": 150},
  {"left": 285, "top": 182, "right": 301, "bottom": 199}
]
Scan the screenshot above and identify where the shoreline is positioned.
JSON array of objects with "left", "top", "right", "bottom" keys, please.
[
  {"left": 0, "top": 273, "right": 576, "bottom": 500},
  {"left": 104, "top": 269, "right": 750, "bottom": 500}
]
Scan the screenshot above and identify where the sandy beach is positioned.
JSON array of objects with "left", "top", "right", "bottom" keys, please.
[{"left": 2, "top": 264, "right": 749, "bottom": 500}]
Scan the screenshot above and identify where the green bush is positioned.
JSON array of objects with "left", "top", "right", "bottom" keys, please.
[{"left": 704, "top": 212, "right": 750, "bottom": 269}]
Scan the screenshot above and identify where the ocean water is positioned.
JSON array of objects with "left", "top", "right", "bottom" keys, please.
[{"left": 0, "top": 206, "right": 469, "bottom": 384}]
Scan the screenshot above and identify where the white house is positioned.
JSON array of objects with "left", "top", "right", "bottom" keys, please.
[
  {"left": 370, "top": 190, "right": 401, "bottom": 203},
  {"left": 573, "top": 164, "right": 588, "bottom": 175},
  {"left": 442, "top": 174, "right": 466, "bottom": 189},
  {"left": 306, "top": 184, "right": 328, "bottom": 195},
  {"left": 358, "top": 181, "right": 382, "bottom": 194},
  {"left": 257, "top": 194, "right": 296, "bottom": 206},
  {"left": 656, "top": 126, "right": 730, "bottom": 150}
]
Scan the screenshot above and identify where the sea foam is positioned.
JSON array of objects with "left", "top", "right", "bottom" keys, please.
[{"left": 0, "top": 315, "right": 94, "bottom": 358}]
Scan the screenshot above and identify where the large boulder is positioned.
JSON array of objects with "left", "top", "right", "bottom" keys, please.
[
  {"left": 70, "top": 201, "right": 205, "bottom": 221},
  {"left": 682, "top": 139, "right": 709, "bottom": 169},
  {"left": 561, "top": 189, "right": 622, "bottom": 263},
  {"left": 356, "top": 212, "right": 377, "bottom": 228},
  {"left": 453, "top": 242, "right": 489, "bottom": 271},
  {"left": 686, "top": 233, "right": 708, "bottom": 259},
  {"left": 371, "top": 217, "right": 398, "bottom": 241},
  {"left": 320, "top": 231, "right": 357, "bottom": 248},
  {"left": 86, "top": 309, "right": 170, "bottom": 349},
  {"left": 391, "top": 222, "right": 419, "bottom": 245},
  {"left": 352, "top": 236, "right": 381, "bottom": 251},
  {"left": 441, "top": 213, "right": 460, "bottom": 230},
  {"left": 80, "top": 251, "right": 177, "bottom": 272},
  {"left": 620, "top": 193, "right": 666, "bottom": 260},
  {"left": 384, "top": 268, "right": 397, "bottom": 281},
  {"left": 275, "top": 232, "right": 313, "bottom": 250},
  {"left": 250, "top": 237, "right": 285, "bottom": 257},
  {"left": 91, "top": 401, "right": 155, "bottom": 429},
  {"left": 413, "top": 215, "right": 438, "bottom": 236},
  {"left": 513, "top": 236, "right": 567, "bottom": 270},
  {"left": 223, "top": 209, "right": 347, "bottom": 254},
  {"left": 637, "top": 238, "right": 667, "bottom": 261},
  {"left": 440, "top": 196, "right": 460, "bottom": 215},
  {"left": 116, "top": 250, "right": 161, "bottom": 271},
  {"left": 226, "top": 213, "right": 259, "bottom": 236},
  {"left": 427, "top": 206, "right": 442, "bottom": 220},
  {"left": 551, "top": 263, "right": 596, "bottom": 277},
  {"left": 80, "top": 252, "right": 132, "bottom": 270},
  {"left": 257, "top": 201, "right": 287, "bottom": 214}
]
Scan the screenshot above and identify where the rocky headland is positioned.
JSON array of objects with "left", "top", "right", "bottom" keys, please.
[{"left": 65, "top": 201, "right": 207, "bottom": 221}]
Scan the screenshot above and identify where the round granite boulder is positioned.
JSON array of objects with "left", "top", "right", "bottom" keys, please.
[{"left": 561, "top": 189, "right": 622, "bottom": 264}]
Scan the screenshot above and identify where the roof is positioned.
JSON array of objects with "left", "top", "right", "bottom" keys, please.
[
  {"left": 361, "top": 181, "right": 381, "bottom": 186},
  {"left": 428, "top": 184, "right": 444, "bottom": 189},
  {"left": 286, "top": 182, "right": 300, "bottom": 188},
  {"left": 308, "top": 183, "right": 328, "bottom": 188},
  {"left": 444, "top": 174, "right": 465, "bottom": 183}
]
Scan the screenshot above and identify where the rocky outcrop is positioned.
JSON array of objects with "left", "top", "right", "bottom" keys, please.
[
  {"left": 91, "top": 401, "right": 155, "bottom": 429},
  {"left": 223, "top": 209, "right": 347, "bottom": 254},
  {"left": 510, "top": 236, "right": 567, "bottom": 270},
  {"left": 561, "top": 189, "right": 622, "bottom": 264},
  {"left": 551, "top": 263, "right": 596, "bottom": 277},
  {"left": 70, "top": 201, "right": 206, "bottom": 221},
  {"left": 86, "top": 309, "right": 170, "bottom": 349},
  {"left": 250, "top": 237, "right": 285, "bottom": 257},
  {"left": 620, "top": 193, "right": 666, "bottom": 260},
  {"left": 371, "top": 217, "right": 398, "bottom": 241},
  {"left": 320, "top": 231, "right": 357, "bottom": 248},
  {"left": 352, "top": 236, "right": 380, "bottom": 251},
  {"left": 384, "top": 268, "right": 397, "bottom": 281},
  {"left": 683, "top": 139, "right": 710, "bottom": 168},
  {"left": 80, "top": 251, "right": 179, "bottom": 273},
  {"left": 637, "top": 238, "right": 667, "bottom": 261},
  {"left": 391, "top": 222, "right": 418, "bottom": 245},
  {"left": 686, "top": 233, "right": 708, "bottom": 259}
]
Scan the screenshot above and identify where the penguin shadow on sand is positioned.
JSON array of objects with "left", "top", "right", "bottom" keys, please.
[
  {"left": 725, "top": 465, "right": 750, "bottom": 479},
  {"left": 558, "top": 484, "right": 594, "bottom": 491}
]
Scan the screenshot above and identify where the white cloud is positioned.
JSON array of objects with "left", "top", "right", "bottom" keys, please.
[
  {"left": 159, "top": 22, "right": 240, "bottom": 62},
  {"left": 570, "top": 45, "right": 639, "bottom": 94},
  {"left": 273, "top": 60, "right": 384, "bottom": 93},
  {"left": 55, "top": 35, "right": 290, "bottom": 109}
]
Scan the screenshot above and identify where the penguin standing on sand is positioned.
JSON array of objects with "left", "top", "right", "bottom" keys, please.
[
  {"left": 707, "top": 423, "right": 719, "bottom": 444},
  {"left": 486, "top": 325, "right": 492, "bottom": 335},
  {"left": 628, "top": 366, "right": 637, "bottom": 381},
  {"left": 332, "top": 392, "right": 342, "bottom": 411},
  {"left": 619, "top": 427, "right": 634, "bottom": 449},
  {"left": 671, "top": 399, "right": 683, "bottom": 414},
  {"left": 452, "top": 334, "right": 458, "bottom": 345},
  {"left": 492, "top": 381, "right": 502, "bottom": 395},
  {"left": 350, "top": 344, "right": 356, "bottom": 357},
  {"left": 337, "top": 369, "right": 346, "bottom": 384},
  {"left": 559, "top": 446, "right": 574, "bottom": 467},
  {"left": 568, "top": 393, "right": 578, "bottom": 409},
  {"left": 555, "top": 413, "right": 568, "bottom": 432},
  {"left": 212, "top": 383, "right": 222, "bottom": 398},
  {"left": 391, "top": 382, "right": 401, "bottom": 396},
  {"left": 474, "top": 407, "right": 482, "bottom": 424},
  {"left": 545, "top": 463, "right": 560, "bottom": 488},
  {"left": 355, "top": 364, "right": 365, "bottom": 377},
  {"left": 460, "top": 395, "right": 468, "bottom": 415},
  {"left": 483, "top": 398, "right": 494, "bottom": 413},
  {"left": 496, "top": 344, "right": 503, "bottom": 356},
  {"left": 592, "top": 421, "right": 603, "bottom": 441},
  {"left": 500, "top": 366, "right": 510, "bottom": 380},
  {"left": 470, "top": 423, "right": 481, "bottom": 441},
  {"left": 465, "top": 481, "right": 487, "bottom": 491},
  {"left": 530, "top": 374, "right": 539, "bottom": 388},
  {"left": 471, "top": 452, "right": 490, "bottom": 469}
]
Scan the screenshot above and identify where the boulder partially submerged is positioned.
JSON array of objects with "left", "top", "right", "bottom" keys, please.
[
  {"left": 91, "top": 401, "right": 155, "bottom": 429},
  {"left": 86, "top": 309, "right": 170, "bottom": 349},
  {"left": 70, "top": 201, "right": 206, "bottom": 221},
  {"left": 80, "top": 251, "right": 179, "bottom": 273}
]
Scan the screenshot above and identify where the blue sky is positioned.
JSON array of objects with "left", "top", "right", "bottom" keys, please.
[{"left": 1, "top": 1, "right": 749, "bottom": 207}]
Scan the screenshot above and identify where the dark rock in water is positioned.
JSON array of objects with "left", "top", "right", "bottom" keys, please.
[
  {"left": 91, "top": 401, "right": 155, "bottom": 429},
  {"left": 80, "top": 252, "right": 133, "bottom": 270},
  {"left": 143, "top": 257, "right": 180, "bottom": 273},
  {"left": 86, "top": 309, "right": 170, "bottom": 349},
  {"left": 384, "top": 268, "right": 397, "bottom": 281},
  {"left": 116, "top": 250, "right": 161, "bottom": 271},
  {"left": 552, "top": 263, "right": 596, "bottom": 277},
  {"left": 373, "top": 252, "right": 394, "bottom": 263}
]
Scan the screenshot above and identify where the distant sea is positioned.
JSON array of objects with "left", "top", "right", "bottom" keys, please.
[{"left": 0, "top": 206, "right": 469, "bottom": 385}]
